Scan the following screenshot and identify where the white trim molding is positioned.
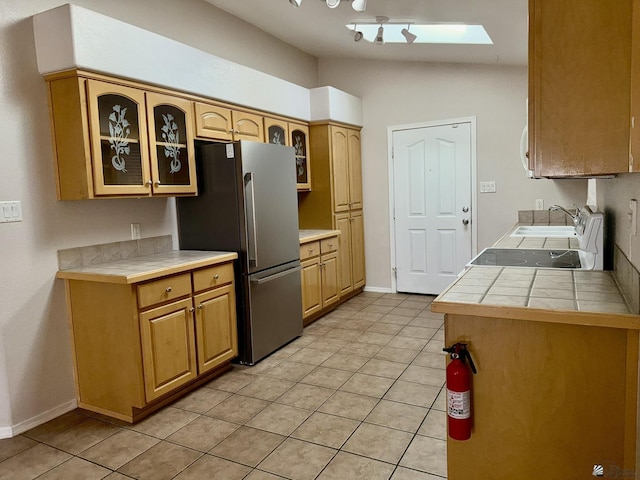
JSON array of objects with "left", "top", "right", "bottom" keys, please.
[{"left": 0, "top": 400, "right": 77, "bottom": 439}]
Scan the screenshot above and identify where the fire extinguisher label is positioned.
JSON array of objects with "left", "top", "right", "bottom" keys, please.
[{"left": 447, "top": 389, "right": 470, "bottom": 419}]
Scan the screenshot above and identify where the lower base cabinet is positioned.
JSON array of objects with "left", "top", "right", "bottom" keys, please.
[
  {"left": 300, "top": 234, "right": 340, "bottom": 323},
  {"left": 64, "top": 261, "right": 237, "bottom": 422},
  {"left": 334, "top": 210, "right": 365, "bottom": 297}
]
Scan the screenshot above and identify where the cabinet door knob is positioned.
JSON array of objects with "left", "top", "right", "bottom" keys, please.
[
  {"left": 146, "top": 180, "right": 152, "bottom": 186},
  {"left": 155, "top": 181, "right": 162, "bottom": 186},
  {"left": 213, "top": 274, "right": 219, "bottom": 280},
  {"left": 235, "top": 129, "right": 240, "bottom": 134},
  {"left": 197, "top": 304, "right": 203, "bottom": 310},
  {"left": 189, "top": 307, "right": 195, "bottom": 312},
  {"left": 165, "top": 287, "right": 172, "bottom": 293}
]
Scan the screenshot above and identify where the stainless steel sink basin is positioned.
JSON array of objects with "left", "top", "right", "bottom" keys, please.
[{"left": 510, "top": 225, "right": 577, "bottom": 238}]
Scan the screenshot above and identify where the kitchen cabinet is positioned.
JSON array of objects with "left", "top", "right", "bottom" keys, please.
[
  {"left": 631, "top": 0, "right": 640, "bottom": 172},
  {"left": 299, "top": 234, "right": 340, "bottom": 323},
  {"left": 439, "top": 312, "right": 638, "bottom": 479},
  {"left": 265, "top": 117, "right": 311, "bottom": 191},
  {"left": 528, "top": 0, "right": 632, "bottom": 176},
  {"left": 299, "top": 123, "right": 365, "bottom": 299},
  {"left": 59, "top": 258, "right": 237, "bottom": 422},
  {"left": 194, "top": 102, "right": 264, "bottom": 142},
  {"left": 46, "top": 71, "right": 197, "bottom": 199}
]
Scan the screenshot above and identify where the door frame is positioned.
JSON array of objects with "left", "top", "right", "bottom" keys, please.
[{"left": 387, "top": 117, "right": 478, "bottom": 293}]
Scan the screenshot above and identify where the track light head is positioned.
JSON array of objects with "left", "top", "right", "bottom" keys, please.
[
  {"left": 289, "top": 0, "right": 302, "bottom": 6},
  {"left": 351, "top": 0, "right": 367, "bottom": 12},
  {"left": 352, "top": 30, "right": 363, "bottom": 42},
  {"left": 326, "top": 0, "right": 340, "bottom": 8},
  {"left": 401, "top": 27, "right": 417, "bottom": 44},
  {"left": 375, "top": 25, "right": 384, "bottom": 44}
]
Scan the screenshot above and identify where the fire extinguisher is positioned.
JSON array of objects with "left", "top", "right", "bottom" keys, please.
[{"left": 443, "top": 343, "right": 477, "bottom": 441}]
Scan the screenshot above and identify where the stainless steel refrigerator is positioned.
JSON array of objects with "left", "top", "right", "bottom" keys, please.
[{"left": 176, "top": 140, "right": 302, "bottom": 365}]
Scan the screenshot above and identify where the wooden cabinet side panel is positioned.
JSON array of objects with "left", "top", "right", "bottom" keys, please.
[
  {"left": 445, "top": 314, "right": 628, "bottom": 479},
  {"left": 48, "top": 77, "right": 93, "bottom": 200},
  {"left": 67, "top": 281, "right": 145, "bottom": 416},
  {"left": 631, "top": 0, "right": 640, "bottom": 172},
  {"left": 298, "top": 124, "right": 334, "bottom": 229},
  {"left": 530, "top": 0, "right": 631, "bottom": 176}
]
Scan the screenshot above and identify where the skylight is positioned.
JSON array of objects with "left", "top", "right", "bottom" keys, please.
[{"left": 345, "top": 23, "right": 493, "bottom": 45}]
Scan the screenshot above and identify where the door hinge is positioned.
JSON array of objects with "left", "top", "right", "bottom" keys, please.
[{"left": 393, "top": 267, "right": 397, "bottom": 279}]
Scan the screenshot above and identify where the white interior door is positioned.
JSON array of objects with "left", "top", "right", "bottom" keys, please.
[{"left": 392, "top": 122, "right": 472, "bottom": 294}]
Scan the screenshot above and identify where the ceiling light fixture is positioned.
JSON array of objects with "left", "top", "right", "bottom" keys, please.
[
  {"left": 351, "top": 0, "right": 367, "bottom": 12},
  {"left": 289, "top": 0, "right": 302, "bottom": 6},
  {"left": 401, "top": 24, "right": 417, "bottom": 44},
  {"left": 375, "top": 16, "right": 388, "bottom": 45},
  {"left": 326, "top": 0, "right": 340, "bottom": 8},
  {"left": 352, "top": 24, "right": 363, "bottom": 42}
]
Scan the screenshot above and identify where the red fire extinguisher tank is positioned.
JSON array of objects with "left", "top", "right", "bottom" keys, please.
[{"left": 443, "top": 343, "right": 476, "bottom": 441}]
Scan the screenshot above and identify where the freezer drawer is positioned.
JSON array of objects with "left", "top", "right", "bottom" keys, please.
[{"left": 244, "top": 262, "right": 303, "bottom": 364}]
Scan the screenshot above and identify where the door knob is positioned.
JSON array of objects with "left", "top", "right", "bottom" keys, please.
[
  {"left": 462, "top": 219, "right": 469, "bottom": 225},
  {"left": 462, "top": 206, "right": 469, "bottom": 213}
]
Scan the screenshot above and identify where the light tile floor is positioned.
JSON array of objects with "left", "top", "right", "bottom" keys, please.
[{"left": 0, "top": 292, "right": 447, "bottom": 480}]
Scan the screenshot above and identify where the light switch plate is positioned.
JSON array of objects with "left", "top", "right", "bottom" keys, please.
[
  {"left": 0, "top": 201, "right": 22, "bottom": 223},
  {"left": 480, "top": 181, "right": 496, "bottom": 193}
]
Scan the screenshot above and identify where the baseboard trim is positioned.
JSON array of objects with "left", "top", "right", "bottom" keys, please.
[
  {"left": 363, "top": 286, "right": 394, "bottom": 294},
  {"left": 0, "top": 399, "right": 78, "bottom": 439}
]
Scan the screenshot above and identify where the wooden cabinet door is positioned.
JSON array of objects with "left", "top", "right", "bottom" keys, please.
[
  {"left": 320, "top": 251, "right": 340, "bottom": 308},
  {"left": 330, "top": 126, "right": 350, "bottom": 213},
  {"left": 291, "top": 123, "right": 311, "bottom": 191},
  {"left": 334, "top": 212, "right": 353, "bottom": 296},
  {"left": 265, "top": 117, "right": 289, "bottom": 146},
  {"left": 139, "top": 298, "right": 197, "bottom": 401},
  {"left": 194, "top": 102, "right": 233, "bottom": 141},
  {"left": 350, "top": 211, "right": 366, "bottom": 289},
  {"left": 529, "top": 0, "right": 631, "bottom": 176},
  {"left": 86, "top": 80, "right": 152, "bottom": 196},
  {"left": 232, "top": 111, "right": 264, "bottom": 142},
  {"left": 301, "top": 257, "right": 322, "bottom": 318},
  {"left": 194, "top": 284, "right": 238, "bottom": 374},
  {"left": 347, "top": 129, "right": 363, "bottom": 210},
  {"left": 146, "top": 92, "right": 197, "bottom": 195}
]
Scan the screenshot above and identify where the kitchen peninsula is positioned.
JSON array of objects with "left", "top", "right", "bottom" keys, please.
[{"left": 432, "top": 226, "right": 640, "bottom": 480}]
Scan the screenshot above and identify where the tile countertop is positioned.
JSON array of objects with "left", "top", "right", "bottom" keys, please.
[
  {"left": 56, "top": 250, "right": 238, "bottom": 285},
  {"left": 299, "top": 229, "right": 341, "bottom": 243},
  {"left": 431, "top": 226, "right": 640, "bottom": 330}
]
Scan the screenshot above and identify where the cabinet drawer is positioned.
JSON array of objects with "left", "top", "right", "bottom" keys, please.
[
  {"left": 137, "top": 273, "right": 191, "bottom": 309},
  {"left": 321, "top": 236, "right": 338, "bottom": 254},
  {"left": 300, "top": 241, "right": 320, "bottom": 261},
  {"left": 192, "top": 262, "right": 234, "bottom": 292}
]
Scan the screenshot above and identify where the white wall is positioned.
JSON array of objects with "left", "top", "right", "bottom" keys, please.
[
  {"left": 0, "top": 0, "right": 317, "bottom": 435},
  {"left": 318, "top": 58, "right": 588, "bottom": 291}
]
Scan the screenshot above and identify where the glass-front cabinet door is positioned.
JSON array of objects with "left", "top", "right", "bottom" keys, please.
[
  {"left": 265, "top": 118, "right": 289, "bottom": 146},
  {"left": 146, "top": 93, "right": 196, "bottom": 195},
  {"left": 291, "top": 123, "right": 311, "bottom": 191},
  {"left": 87, "top": 80, "right": 151, "bottom": 196}
]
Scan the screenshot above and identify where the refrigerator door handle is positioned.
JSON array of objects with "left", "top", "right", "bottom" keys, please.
[
  {"left": 244, "top": 171, "right": 259, "bottom": 268},
  {"left": 250, "top": 266, "right": 302, "bottom": 285}
]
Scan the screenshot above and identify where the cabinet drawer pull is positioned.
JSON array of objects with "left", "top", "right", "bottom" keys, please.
[
  {"left": 213, "top": 274, "right": 220, "bottom": 280},
  {"left": 165, "top": 287, "right": 172, "bottom": 293},
  {"left": 328, "top": 243, "right": 333, "bottom": 248},
  {"left": 309, "top": 249, "right": 314, "bottom": 253}
]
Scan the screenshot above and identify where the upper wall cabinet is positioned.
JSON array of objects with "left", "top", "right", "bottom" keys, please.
[
  {"left": 528, "top": 0, "right": 632, "bottom": 177},
  {"left": 47, "top": 72, "right": 196, "bottom": 199},
  {"left": 265, "top": 117, "right": 311, "bottom": 191},
  {"left": 194, "top": 102, "right": 264, "bottom": 142}
]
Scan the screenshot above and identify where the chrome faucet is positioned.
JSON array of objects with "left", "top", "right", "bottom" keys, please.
[{"left": 549, "top": 205, "right": 579, "bottom": 225}]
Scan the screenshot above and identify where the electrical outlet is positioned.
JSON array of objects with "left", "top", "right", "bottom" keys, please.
[
  {"left": 131, "top": 223, "right": 141, "bottom": 240},
  {"left": 535, "top": 199, "right": 544, "bottom": 210}
]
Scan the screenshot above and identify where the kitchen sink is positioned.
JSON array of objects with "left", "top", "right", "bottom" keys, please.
[{"left": 510, "top": 225, "right": 577, "bottom": 238}]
